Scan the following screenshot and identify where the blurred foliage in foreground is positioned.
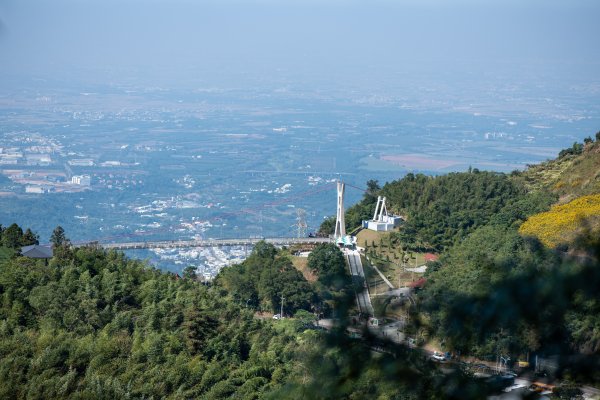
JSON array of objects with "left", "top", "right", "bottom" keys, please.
[
  {"left": 1, "top": 223, "right": 599, "bottom": 398},
  {"left": 0, "top": 232, "right": 489, "bottom": 399}
]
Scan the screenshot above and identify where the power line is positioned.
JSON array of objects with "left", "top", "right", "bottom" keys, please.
[{"left": 79, "top": 182, "right": 337, "bottom": 244}]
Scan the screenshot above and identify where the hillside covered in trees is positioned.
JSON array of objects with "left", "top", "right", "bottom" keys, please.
[
  {"left": 0, "top": 233, "right": 494, "bottom": 399},
  {"left": 323, "top": 133, "right": 600, "bottom": 253},
  {"left": 420, "top": 136, "right": 600, "bottom": 381},
  {"left": 320, "top": 132, "right": 600, "bottom": 386}
]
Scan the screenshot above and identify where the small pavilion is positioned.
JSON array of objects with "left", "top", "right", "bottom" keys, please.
[{"left": 21, "top": 245, "right": 53, "bottom": 259}]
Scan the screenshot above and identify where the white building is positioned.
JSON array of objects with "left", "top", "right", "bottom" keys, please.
[
  {"left": 71, "top": 174, "right": 91, "bottom": 186},
  {"left": 0, "top": 157, "right": 18, "bottom": 165},
  {"left": 363, "top": 196, "right": 403, "bottom": 232},
  {"left": 25, "top": 186, "right": 45, "bottom": 194},
  {"left": 26, "top": 154, "right": 52, "bottom": 166},
  {"left": 68, "top": 159, "right": 94, "bottom": 166}
]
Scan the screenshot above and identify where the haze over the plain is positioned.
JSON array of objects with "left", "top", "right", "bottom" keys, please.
[{"left": 1, "top": 0, "right": 599, "bottom": 88}]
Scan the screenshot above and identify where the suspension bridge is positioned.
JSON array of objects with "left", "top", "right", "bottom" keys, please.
[
  {"left": 60, "top": 181, "right": 376, "bottom": 316},
  {"left": 77, "top": 181, "right": 369, "bottom": 251},
  {"left": 100, "top": 237, "right": 331, "bottom": 250}
]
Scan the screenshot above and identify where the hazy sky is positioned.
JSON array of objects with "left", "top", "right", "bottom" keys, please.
[{"left": 1, "top": 0, "right": 599, "bottom": 87}]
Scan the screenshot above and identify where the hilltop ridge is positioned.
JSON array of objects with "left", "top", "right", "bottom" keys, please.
[
  {"left": 323, "top": 131, "right": 600, "bottom": 252},
  {"left": 517, "top": 133, "right": 600, "bottom": 202}
]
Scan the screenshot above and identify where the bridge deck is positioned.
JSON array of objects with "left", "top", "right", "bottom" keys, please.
[{"left": 97, "top": 237, "right": 331, "bottom": 250}]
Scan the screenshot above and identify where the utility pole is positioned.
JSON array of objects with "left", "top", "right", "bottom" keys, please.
[
  {"left": 296, "top": 208, "right": 307, "bottom": 238},
  {"left": 398, "top": 260, "right": 402, "bottom": 289},
  {"left": 280, "top": 295, "right": 285, "bottom": 318},
  {"left": 259, "top": 211, "right": 263, "bottom": 238}
]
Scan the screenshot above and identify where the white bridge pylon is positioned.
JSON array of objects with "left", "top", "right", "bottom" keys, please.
[
  {"left": 372, "top": 196, "right": 388, "bottom": 222},
  {"left": 334, "top": 181, "right": 346, "bottom": 240}
]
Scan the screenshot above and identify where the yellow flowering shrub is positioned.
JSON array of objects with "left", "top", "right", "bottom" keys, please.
[{"left": 519, "top": 194, "right": 600, "bottom": 247}]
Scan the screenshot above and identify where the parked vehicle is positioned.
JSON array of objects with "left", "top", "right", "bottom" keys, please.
[
  {"left": 528, "top": 382, "right": 555, "bottom": 395},
  {"left": 503, "top": 383, "right": 526, "bottom": 393},
  {"left": 485, "top": 375, "right": 515, "bottom": 392}
]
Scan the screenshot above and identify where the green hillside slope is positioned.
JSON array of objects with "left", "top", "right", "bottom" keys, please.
[
  {"left": 0, "top": 237, "right": 495, "bottom": 399},
  {"left": 420, "top": 134, "right": 600, "bottom": 378},
  {"left": 518, "top": 137, "right": 600, "bottom": 201}
]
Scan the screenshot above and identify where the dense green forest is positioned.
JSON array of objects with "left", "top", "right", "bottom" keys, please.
[
  {"left": 413, "top": 138, "right": 600, "bottom": 382},
  {"left": 321, "top": 169, "right": 555, "bottom": 252},
  {"left": 0, "top": 231, "right": 493, "bottom": 399},
  {"left": 321, "top": 135, "right": 600, "bottom": 385},
  {"left": 380, "top": 171, "right": 544, "bottom": 250},
  {"left": 215, "top": 242, "right": 354, "bottom": 318},
  {"left": 422, "top": 222, "right": 600, "bottom": 376}
]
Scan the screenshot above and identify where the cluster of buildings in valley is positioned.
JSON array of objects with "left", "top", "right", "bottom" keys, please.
[
  {"left": 12, "top": 172, "right": 92, "bottom": 194},
  {"left": 1, "top": 136, "right": 83, "bottom": 194},
  {"left": 71, "top": 175, "right": 91, "bottom": 186},
  {"left": 133, "top": 245, "right": 249, "bottom": 280},
  {"left": 1, "top": 153, "right": 94, "bottom": 194},
  {"left": 0, "top": 131, "right": 148, "bottom": 195},
  {"left": 0, "top": 146, "right": 57, "bottom": 167}
]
